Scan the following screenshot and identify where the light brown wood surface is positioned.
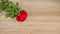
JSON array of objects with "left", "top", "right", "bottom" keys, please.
[{"left": 0, "top": 0, "right": 60, "bottom": 34}]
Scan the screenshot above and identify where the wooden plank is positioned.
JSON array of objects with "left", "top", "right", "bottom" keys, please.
[{"left": 0, "top": 0, "right": 60, "bottom": 34}]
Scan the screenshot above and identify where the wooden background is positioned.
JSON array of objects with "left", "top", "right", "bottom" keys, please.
[{"left": 0, "top": 0, "right": 60, "bottom": 34}]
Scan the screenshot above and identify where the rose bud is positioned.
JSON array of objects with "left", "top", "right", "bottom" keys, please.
[{"left": 16, "top": 10, "right": 27, "bottom": 22}]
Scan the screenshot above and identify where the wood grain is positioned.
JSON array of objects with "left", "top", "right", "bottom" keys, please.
[{"left": 0, "top": 0, "right": 60, "bottom": 34}]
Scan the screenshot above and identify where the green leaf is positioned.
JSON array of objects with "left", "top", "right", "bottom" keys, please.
[
  {"left": 5, "top": 13, "right": 10, "bottom": 18},
  {"left": 0, "top": 3, "right": 3, "bottom": 12},
  {"left": 5, "top": 12, "right": 14, "bottom": 18},
  {"left": 0, "top": 8, "right": 3, "bottom": 12},
  {"left": 5, "top": 0, "right": 8, "bottom": 2},
  {"left": 0, "top": 6, "right": 3, "bottom": 11},
  {"left": 0, "top": 0, "right": 21, "bottom": 18},
  {"left": 16, "top": 2, "right": 19, "bottom": 6}
]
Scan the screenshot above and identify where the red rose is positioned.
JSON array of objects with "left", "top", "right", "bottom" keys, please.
[{"left": 16, "top": 10, "right": 27, "bottom": 22}]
